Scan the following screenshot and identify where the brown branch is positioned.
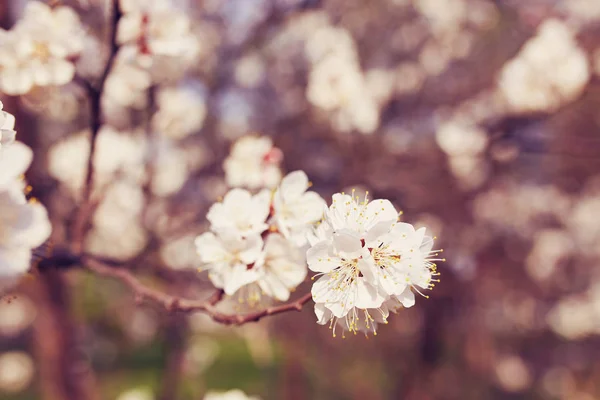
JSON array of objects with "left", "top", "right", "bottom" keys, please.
[
  {"left": 82, "top": 255, "right": 313, "bottom": 325},
  {"left": 71, "top": 0, "right": 122, "bottom": 253}
]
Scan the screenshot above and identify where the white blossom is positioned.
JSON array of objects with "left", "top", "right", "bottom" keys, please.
[
  {"left": 0, "top": 2, "right": 84, "bottom": 95},
  {"left": 307, "top": 191, "right": 442, "bottom": 336},
  {"left": 195, "top": 232, "right": 263, "bottom": 295},
  {"left": 223, "top": 136, "right": 282, "bottom": 189},
  {"left": 272, "top": 170, "right": 326, "bottom": 246},
  {"left": 48, "top": 127, "right": 146, "bottom": 195},
  {"left": 206, "top": 189, "right": 271, "bottom": 238},
  {"left": 152, "top": 85, "right": 206, "bottom": 140},
  {"left": 254, "top": 234, "right": 307, "bottom": 301},
  {"left": 204, "top": 389, "right": 261, "bottom": 400},
  {"left": 117, "top": 0, "right": 198, "bottom": 66}
]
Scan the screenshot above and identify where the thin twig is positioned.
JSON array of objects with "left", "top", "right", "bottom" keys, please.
[
  {"left": 71, "top": 0, "right": 122, "bottom": 252},
  {"left": 82, "top": 255, "right": 312, "bottom": 325}
]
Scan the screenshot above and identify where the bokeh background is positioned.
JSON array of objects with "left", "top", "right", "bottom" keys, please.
[{"left": 2, "top": 0, "right": 600, "bottom": 399}]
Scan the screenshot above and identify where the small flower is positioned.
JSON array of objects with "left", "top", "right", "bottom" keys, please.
[
  {"left": 254, "top": 234, "right": 307, "bottom": 301},
  {"left": 195, "top": 232, "right": 262, "bottom": 296},
  {"left": 204, "top": 389, "right": 261, "bottom": 400},
  {"left": 223, "top": 136, "right": 282, "bottom": 190},
  {"left": 308, "top": 230, "right": 386, "bottom": 330},
  {"left": 206, "top": 189, "right": 271, "bottom": 238},
  {"left": 272, "top": 171, "right": 326, "bottom": 246},
  {"left": 0, "top": 2, "right": 84, "bottom": 95},
  {"left": 307, "top": 190, "right": 442, "bottom": 336},
  {"left": 0, "top": 142, "right": 33, "bottom": 190},
  {"left": 152, "top": 85, "right": 206, "bottom": 139},
  {"left": 117, "top": 0, "right": 198, "bottom": 65}
]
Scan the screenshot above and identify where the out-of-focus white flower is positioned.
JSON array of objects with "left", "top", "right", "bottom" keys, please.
[
  {"left": 104, "top": 52, "right": 152, "bottom": 109},
  {"left": 85, "top": 179, "right": 148, "bottom": 261},
  {"left": 224, "top": 136, "right": 283, "bottom": 189},
  {"left": 0, "top": 190, "right": 51, "bottom": 285},
  {"left": 48, "top": 127, "right": 146, "bottom": 195},
  {"left": 207, "top": 189, "right": 271, "bottom": 237},
  {"left": 255, "top": 234, "right": 307, "bottom": 301},
  {"left": 307, "top": 192, "right": 441, "bottom": 336},
  {"left": 498, "top": 19, "right": 589, "bottom": 112},
  {"left": 195, "top": 232, "right": 263, "bottom": 295},
  {"left": 116, "top": 387, "right": 155, "bottom": 400},
  {"left": 0, "top": 106, "right": 51, "bottom": 291},
  {"left": 0, "top": 2, "right": 84, "bottom": 95},
  {"left": 0, "top": 102, "right": 16, "bottom": 148},
  {"left": 204, "top": 389, "right": 261, "bottom": 400},
  {"left": 151, "top": 139, "right": 189, "bottom": 197},
  {"left": 117, "top": 0, "right": 198, "bottom": 65},
  {"left": 153, "top": 85, "right": 206, "bottom": 139},
  {"left": 0, "top": 351, "right": 35, "bottom": 393},
  {"left": 272, "top": 171, "right": 325, "bottom": 246}
]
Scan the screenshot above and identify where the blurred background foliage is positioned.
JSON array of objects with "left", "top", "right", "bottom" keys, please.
[{"left": 2, "top": 0, "right": 600, "bottom": 399}]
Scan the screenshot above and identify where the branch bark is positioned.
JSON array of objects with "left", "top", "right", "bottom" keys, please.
[
  {"left": 82, "top": 255, "right": 312, "bottom": 325},
  {"left": 71, "top": 0, "right": 122, "bottom": 253},
  {"left": 33, "top": 269, "right": 99, "bottom": 400}
]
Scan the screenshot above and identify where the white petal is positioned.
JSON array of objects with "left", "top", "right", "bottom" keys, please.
[
  {"left": 194, "top": 232, "right": 228, "bottom": 264},
  {"left": 354, "top": 279, "right": 385, "bottom": 310},
  {"left": 314, "top": 302, "right": 332, "bottom": 325},
  {"left": 306, "top": 241, "right": 338, "bottom": 273},
  {"left": 280, "top": 170, "right": 309, "bottom": 200},
  {"left": 332, "top": 230, "right": 363, "bottom": 259}
]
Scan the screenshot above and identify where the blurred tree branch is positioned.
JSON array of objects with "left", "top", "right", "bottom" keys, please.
[{"left": 71, "top": 0, "right": 122, "bottom": 253}]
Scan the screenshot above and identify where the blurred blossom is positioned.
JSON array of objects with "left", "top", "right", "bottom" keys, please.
[
  {"left": 103, "top": 54, "right": 152, "bottom": 109},
  {"left": 234, "top": 53, "right": 266, "bottom": 88},
  {"left": 223, "top": 136, "right": 282, "bottom": 189},
  {"left": 204, "top": 389, "right": 261, "bottom": 400},
  {"left": 0, "top": 295, "right": 36, "bottom": 337},
  {"left": 494, "top": 355, "right": 532, "bottom": 392},
  {"left": 547, "top": 287, "right": 600, "bottom": 339},
  {"left": 436, "top": 120, "right": 488, "bottom": 156},
  {"left": 0, "top": 2, "right": 85, "bottom": 95},
  {"left": 448, "top": 155, "right": 489, "bottom": 190},
  {"left": 151, "top": 139, "right": 190, "bottom": 197},
  {"left": 0, "top": 352, "right": 34, "bottom": 393},
  {"left": 184, "top": 337, "right": 220, "bottom": 374},
  {"left": 124, "top": 308, "right": 160, "bottom": 345},
  {"left": 86, "top": 180, "right": 148, "bottom": 260},
  {"left": 525, "top": 229, "right": 573, "bottom": 282},
  {"left": 160, "top": 235, "right": 198, "bottom": 270},
  {"left": 48, "top": 127, "right": 146, "bottom": 196},
  {"left": 153, "top": 85, "right": 207, "bottom": 140},
  {"left": 498, "top": 19, "right": 589, "bottom": 112},
  {"left": 117, "top": 0, "right": 198, "bottom": 66},
  {"left": 116, "top": 387, "right": 155, "bottom": 400}
]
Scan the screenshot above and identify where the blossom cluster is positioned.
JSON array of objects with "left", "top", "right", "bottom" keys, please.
[
  {"left": 307, "top": 191, "right": 442, "bottom": 337},
  {"left": 195, "top": 171, "right": 325, "bottom": 303},
  {"left": 0, "top": 2, "right": 85, "bottom": 95},
  {"left": 0, "top": 102, "right": 51, "bottom": 291}
]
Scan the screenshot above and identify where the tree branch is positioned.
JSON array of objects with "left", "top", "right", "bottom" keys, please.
[
  {"left": 81, "top": 255, "right": 312, "bottom": 325},
  {"left": 71, "top": 0, "right": 122, "bottom": 253}
]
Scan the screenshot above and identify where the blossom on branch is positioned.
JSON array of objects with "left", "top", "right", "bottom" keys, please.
[
  {"left": 195, "top": 169, "right": 325, "bottom": 305},
  {"left": 307, "top": 191, "right": 442, "bottom": 337}
]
